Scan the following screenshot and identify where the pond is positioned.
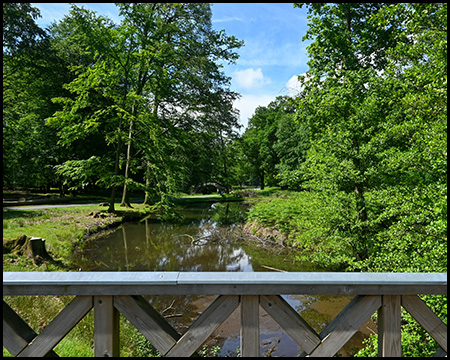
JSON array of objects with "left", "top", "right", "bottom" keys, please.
[{"left": 71, "top": 201, "right": 374, "bottom": 357}]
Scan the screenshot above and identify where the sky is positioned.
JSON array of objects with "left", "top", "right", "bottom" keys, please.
[{"left": 31, "top": 3, "right": 312, "bottom": 131}]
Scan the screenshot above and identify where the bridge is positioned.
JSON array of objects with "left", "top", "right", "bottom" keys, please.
[{"left": 3, "top": 271, "right": 447, "bottom": 357}]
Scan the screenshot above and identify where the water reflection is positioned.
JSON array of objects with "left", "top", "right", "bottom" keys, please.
[
  {"left": 74, "top": 202, "right": 258, "bottom": 272},
  {"left": 71, "top": 202, "right": 370, "bottom": 356}
]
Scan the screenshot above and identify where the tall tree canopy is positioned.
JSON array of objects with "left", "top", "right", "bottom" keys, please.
[
  {"left": 3, "top": 3, "right": 68, "bottom": 189},
  {"left": 287, "top": 3, "right": 446, "bottom": 355},
  {"left": 45, "top": 3, "right": 242, "bottom": 212},
  {"left": 241, "top": 96, "right": 298, "bottom": 189}
]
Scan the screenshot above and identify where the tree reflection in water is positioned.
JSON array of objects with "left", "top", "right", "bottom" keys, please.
[{"left": 71, "top": 202, "right": 365, "bottom": 357}]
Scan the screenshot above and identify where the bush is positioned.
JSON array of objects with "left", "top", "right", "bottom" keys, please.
[{"left": 247, "top": 191, "right": 355, "bottom": 270}]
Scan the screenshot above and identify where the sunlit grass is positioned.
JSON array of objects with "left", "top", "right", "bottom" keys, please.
[
  {"left": 2, "top": 204, "right": 150, "bottom": 262},
  {"left": 3, "top": 294, "right": 161, "bottom": 357},
  {"left": 2, "top": 199, "right": 234, "bottom": 357}
]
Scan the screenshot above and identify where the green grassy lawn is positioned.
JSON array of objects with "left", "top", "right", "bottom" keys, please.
[
  {"left": 3, "top": 203, "right": 153, "bottom": 265},
  {"left": 2, "top": 202, "right": 166, "bottom": 357},
  {"left": 2, "top": 190, "right": 269, "bottom": 357}
]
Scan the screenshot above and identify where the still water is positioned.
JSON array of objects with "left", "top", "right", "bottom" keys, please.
[{"left": 72, "top": 202, "right": 373, "bottom": 356}]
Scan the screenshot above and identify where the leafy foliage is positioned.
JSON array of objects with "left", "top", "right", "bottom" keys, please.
[
  {"left": 243, "top": 3, "right": 447, "bottom": 357},
  {"left": 8, "top": 3, "right": 243, "bottom": 211},
  {"left": 3, "top": 4, "right": 70, "bottom": 190},
  {"left": 240, "top": 96, "right": 300, "bottom": 189},
  {"left": 54, "top": 156, "right": 112, "bottom": 191}
]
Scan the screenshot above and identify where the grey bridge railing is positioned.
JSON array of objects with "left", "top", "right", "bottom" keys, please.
[{"left": 3, "top": 271, "right": 447, "bottom": 357}]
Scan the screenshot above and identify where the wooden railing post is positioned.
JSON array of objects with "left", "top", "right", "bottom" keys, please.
[
  {"left": 402, "top": 295, "right": 447, "bottom": 353},
  {"left": 3, "top": 272, "right": 446, "bottom": 358},
  {"left": 240, "top": 295, "right": 260, "bottom": 357},
  {"left": 94, "top": 295, "right": 119, "bottom": 357},
  {"left": 378, "top": 295, "right": 401, "bottom": 357}
]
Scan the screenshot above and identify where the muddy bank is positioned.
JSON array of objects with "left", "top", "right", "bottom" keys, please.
[{"left": 242, "top": 221, "right": 287, "bottom": 246}]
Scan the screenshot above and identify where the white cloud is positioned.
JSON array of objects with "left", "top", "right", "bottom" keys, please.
[
  {"left": 212, "top": 16, "right": 245, "bottom": 23},
  {"left": 233, "top": 93, "right": 275, "bottom": 131},
  {"left": 285, "top": 74, "right": 303, "bottom": 97},
  {"left": 280, "top": 72, "right": 311, "bottom": 97},
  {"left": 232, "top": 68, "right": 271, "bottom": 91}
]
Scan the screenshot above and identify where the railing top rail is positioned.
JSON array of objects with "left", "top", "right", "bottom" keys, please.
[
  {"left": 3, "top": 271, "right": 447, "bottom": 286},
  {"left": 3, "top": 272, "right": 447, "bottom": 296}
]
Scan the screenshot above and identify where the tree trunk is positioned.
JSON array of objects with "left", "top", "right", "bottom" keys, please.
[
  {"left": 108, "top": 187, "right": 116, "bottom": 213},
  {"left": 219, "top": 131, "right": 230, "bottom": 193},
  {"left": 3, "top": 234, "right": 55, "bottom": 266},
  {"left": 108, "top": 141, "right": 121, "bottom": 213},
  {"left": 352, "top": 132, "right": 369, "bottom": 259},
  {"left": 120, "top": 127, "right": 133, "bottom": 207},
  {"left": 354, "top": 184, "right": 368, "bottom": 223},
  {"left": 59, "top": 182, "right": 66, "bottom": 198},
  {"left": 259, "top": 172, "right": 265, "bottom": 190},
  {"left": 354, "top": 183, "right": 369, "bottom": 260},
  {"left": 121, "top": 101, "right": 135, "bottom": 208},
  {"left": 143, "top": 100, "right": 160, "bottom": 206},
  {"left": 144, "top": 161, "right": 152, "bottom": 205}
]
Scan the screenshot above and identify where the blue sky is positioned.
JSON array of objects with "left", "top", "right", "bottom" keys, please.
[{"left": 31, "top": 3, "right": 311, "bottom": 130}]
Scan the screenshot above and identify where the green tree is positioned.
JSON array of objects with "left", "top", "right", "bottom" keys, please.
[
  {"left": 294, "top": 3, "right": 401, "bottom": 260},
  {"left": 122, "top": 3, "right": 242, "bottom": 205},
  {"left": 273, "top": 110, "right": 310, "bottom": 190},
  {"left": 226, "top": 137, "right": 253, "bottom": 189},
  {"left": 3, "top": 3, "right": 69, "bottom": 190},
  {"left": 3, "top": 3, "right": 47, "bottom": 78},
  {"left": 297, "top": 3, "right": 399, "bottom": 77},
  {"left": 47, "top": 3, "right": 242, "bottom": 212},
  {"left": 350, "top": 3, "right": 447, "bottom": 274},
  {"left": 294, "top": 3, "right": 446, "bottom": 356},
  {"left": 241, "top": 96, "right": 293, "bottom": 189}
]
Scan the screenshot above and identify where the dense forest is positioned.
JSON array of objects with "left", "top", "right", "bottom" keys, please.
[
  {"left": 3, "top": 3, "right": 245, "bottom": 214},
  {"left": 3, "top": 3, "right": 447, "bottom": 356}
]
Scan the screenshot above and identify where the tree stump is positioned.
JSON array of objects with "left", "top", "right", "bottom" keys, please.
[{"left": 3, "top": 234, "right": 55, "bottom": 265}]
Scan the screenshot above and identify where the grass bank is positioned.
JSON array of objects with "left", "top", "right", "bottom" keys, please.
[
  {"left": 3, "top": 201, "right": 163, "bottom": 357},
  {"left": 242, "top": 189, "right": 447, "bottom": 357},
  {"left": 3, "top": 204, "right": 153, "bottom": 269},
  {"left": 3, "top": 196, "right": 232, "bottom": 357},
  {"left": 3, "top": 192, "right": 246, "bottom": 270},
  {"left": 243, "top": 189, "right": 353, "bottom": 270}
]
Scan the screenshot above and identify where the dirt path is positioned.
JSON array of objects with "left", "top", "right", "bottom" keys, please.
[{"left": 3, "top": 203, "right": 106, "bottom": 210}]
